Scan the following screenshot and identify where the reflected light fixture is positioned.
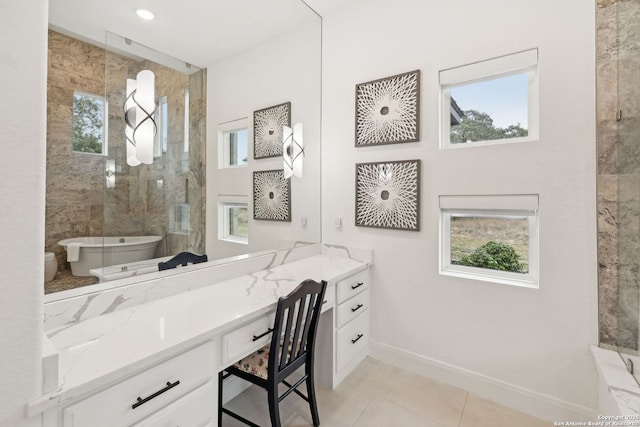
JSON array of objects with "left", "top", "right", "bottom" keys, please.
[
  {"left": 136, "top": 9, "right": 155, "bottom": 20},
  {"left": 282, "top": 123, "right": 304, "bottom": 178},
  {"left": 124, "top": 70, "right": 157, "bottom": 166}
]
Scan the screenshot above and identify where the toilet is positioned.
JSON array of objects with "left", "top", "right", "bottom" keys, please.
[{"left": 45, "top": 252, "right": 57, "bottom": 282}]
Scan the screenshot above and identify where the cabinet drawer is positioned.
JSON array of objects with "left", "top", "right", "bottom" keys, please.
[
  {"left": 63, "top": 341, "right": 214, "bottom": 427},
  {"left": 336, "top": 269, "right": 369, "bottom": 304},
  {"left": 321, "top": 284, "right": 335, "bottom": 313},
  {"left": 337, "top": 289, "right": 369, "bottom": 328},
  {"left": 132, "top": 381, "right": 215, "bottom": 427},
  {"left": 221, "top": 313, "right": 274, "bottom": 366},
  {"left": 336, "top": 309, "right": 369, "bottom": 372}
]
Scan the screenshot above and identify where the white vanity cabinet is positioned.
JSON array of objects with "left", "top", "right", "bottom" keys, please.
[
  {"left": 33, "top": 252, "right": 373, "bottom": 427},
  {"left": 58, "top": 341, "right": 216, "bottom": 427},
  {"left": 332, "top": 268, "right": 370, "bottom": 386}
]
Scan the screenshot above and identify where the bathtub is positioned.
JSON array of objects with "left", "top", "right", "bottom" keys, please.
[
  {"left": 58, "top": 236, "right": 162, "bottom": 277},
  {"left": 592, "top": 346, "right": 640, "bottom": 416}
]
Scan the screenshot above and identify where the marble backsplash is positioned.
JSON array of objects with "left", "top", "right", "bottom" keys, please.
[{"left": 42, "top": 243, "right": 373, "bottom": 332}]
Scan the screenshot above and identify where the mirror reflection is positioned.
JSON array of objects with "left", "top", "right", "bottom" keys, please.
[{"left": 45, "top": 1, "right": 321, "bottom": 295}]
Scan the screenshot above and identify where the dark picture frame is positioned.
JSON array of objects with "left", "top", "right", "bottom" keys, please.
[
  {"left": 355, "top": 70, "right": 420, "bottom": 146},
  {"left": 355, "top": 159, "right": 420, "bottom": 231},
  {"left": 253, "top": 169, "right": 291, "bottom": 221},
  {"left": 253, "top": 102, "right": 291, "bottom": 159}
]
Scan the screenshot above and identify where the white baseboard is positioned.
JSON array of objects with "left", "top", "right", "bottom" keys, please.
[{"left": 369, "top": 340, "right": 596, "bottom": 422}]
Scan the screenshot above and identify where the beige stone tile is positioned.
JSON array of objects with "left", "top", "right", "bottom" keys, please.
[
  {"left": 316, "top": 378, "right": 377, "bottom": 426},
  {"left": 379, "top": 367, "right": 467, "bottom": 427},
  {"left": 459, "top": 393, "right": 553, "bottom": 427},
  {"left": 353, "top": 397, "right": 445, "bottom": 427},
  {"left": 342, "top": 356, "right": 395, "bottom": 392}
]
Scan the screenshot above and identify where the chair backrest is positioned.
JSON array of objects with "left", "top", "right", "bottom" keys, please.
[
  {"left": 158, "top": 252, "right": 208, "bottom": 271},
  {"left": 268, "top": 279, "right": 327, "bottom": 378}
]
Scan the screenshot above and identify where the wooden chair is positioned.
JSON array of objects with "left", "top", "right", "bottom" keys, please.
[
  {"left": 158, "top": 252, "right": 208, "bottom": 271},
  {"left": 218, "top": 279, "right": 328, "bottom": 427}
]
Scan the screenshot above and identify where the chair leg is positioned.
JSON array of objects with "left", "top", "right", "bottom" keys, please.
[
  {"left": 306, "top": 370, "right": 320, "bottom": 426},
  {"left": 218, "top": 371, "right": 224, "bottom": 427},
  {"left": 267, "top": 382, "right": 282, "bottom": 427}
]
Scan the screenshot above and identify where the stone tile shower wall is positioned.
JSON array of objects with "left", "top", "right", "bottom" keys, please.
[
  {"left": 597, "top": 0, "right": 640, "bottom": 349},
  {"left": 46, "top": 30, "right": 108, "bottom": 270},
  {"left": 46, "top": 30, "right": 206, "bottom": 274}
]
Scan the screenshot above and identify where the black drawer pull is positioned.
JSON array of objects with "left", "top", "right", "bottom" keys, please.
[
  {"left": 132, "top": 380, "right": 180, "bottom": 409},
  {"left": 351, "top": 282, "right": 364, "bottom": 290},
  {"left": 323, "top": 300, "right": 327, "bottom": 304},
  {"left": 351, "top": 334, "right": 364, "bottom": 344},
  {"left": 252, "top": 328, "right": 273, "bottom": 342},
  {"left": 351, "top": 304, "right": 364, "bottom": 313}
]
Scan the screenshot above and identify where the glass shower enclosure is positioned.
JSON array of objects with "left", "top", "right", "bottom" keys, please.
[{"left": 98, "top": 32, "right": 206, "bottom": 279}]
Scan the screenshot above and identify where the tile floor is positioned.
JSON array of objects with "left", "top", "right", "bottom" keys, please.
[{"left": 222, "top": 357, "right": 553, "bottom": 427}]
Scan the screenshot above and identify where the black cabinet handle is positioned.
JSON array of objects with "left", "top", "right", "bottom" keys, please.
[
  {"left": 252, "top": 328, "right": 273, "bottom": 342},
  {"left": 132, "top": 380, "right": 180, "bottom": 409},
  {"left": 351, "top": 282, "right": 364, "bottom": 290},
  {"left": 323, "top": 300, "right": 327, "bottom": 304},
  {"left": 351, "top": 333, "right": 364, "bottom": 344},
  {"left": 351, "top": 304, "right": 364, "bottom": 313}
]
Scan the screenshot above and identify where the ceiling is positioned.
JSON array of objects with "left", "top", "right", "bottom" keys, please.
[{"left": 48, "top": 0, "right": 325, "bottom": 67}]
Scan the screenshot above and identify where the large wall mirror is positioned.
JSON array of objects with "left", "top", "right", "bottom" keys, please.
[{"left": 46, "top": 0, "right": 322, "bottom": 296}]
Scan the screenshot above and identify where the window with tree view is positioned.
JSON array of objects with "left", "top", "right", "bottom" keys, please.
[
  {"left": 72, "top": 91, "right": 107, "bottom": 154},
  {"left": 449, "top": 73, "right": 528, "bottom": 144},
  {"left": 440, "top": 49, "right": 538, "bottom": 149},
  {"left": 439, "top": 194, "right": 539, "bottom": 288}
]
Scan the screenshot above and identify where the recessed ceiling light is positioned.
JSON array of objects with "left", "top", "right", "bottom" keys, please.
[{"left": 136, "top": 9, "right": 155, "bottom": 20}]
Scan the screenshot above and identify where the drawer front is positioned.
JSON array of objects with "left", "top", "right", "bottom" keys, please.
[
  {"left": 336, "top": 269, "right": 369, "bottom": 304},
  {"left": 337, "top": 289, "right": 369, "bottom": 328},
  {"left": 131, "top": 380, "right": 215, "bottom": 427},
  {"left": 221, "top": 313, "right": 274, "bottom": 366},
  {"left": 321, "top": 284, "right": 335, "bottom": 313},
  {"left": 336, "top": 309, "right": 369, "bottom": 372},
  {"left": 63, "top": 341, "right": 215, "bottom": 427}
]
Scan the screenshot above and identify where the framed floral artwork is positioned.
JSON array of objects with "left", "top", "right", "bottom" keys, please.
[
  {"left": 253, "top": 102, "right": 291, "bottom": 159},
  {"left": 253, "top": 169, "right": 291, "bottom": 221},
  {"left": 355, "top": 159, "right": 420, "bottom": 231},
  {"left": 355, "top": 70, "right": 420, "bottom": 146}
]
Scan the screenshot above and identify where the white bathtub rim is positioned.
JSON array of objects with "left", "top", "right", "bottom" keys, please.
[
  {"left": 58, "top": 235, "right": 162, "bottom": 248},
  {"left": 591, "top": 345, "right": 640, "bottom": 416}
]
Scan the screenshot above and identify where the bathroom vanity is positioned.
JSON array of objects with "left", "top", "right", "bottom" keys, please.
[{"left": 29, "top": 245, "right": 372, "bottom": 427}]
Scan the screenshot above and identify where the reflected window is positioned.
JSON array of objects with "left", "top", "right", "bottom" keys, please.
[
  {"left": 72, "top": 91, "right": 107, "bottom": 155},
  {"left": 218, "top": 196, "right": 248, "bottom": 244},
  {"left": 218, "top": 118, "right": 249, "bottom": 168},
  {"left": 154, "top": 96, "right": 168, "bottom": 157}
]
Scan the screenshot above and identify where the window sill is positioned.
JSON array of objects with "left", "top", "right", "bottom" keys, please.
[{"left": 439, "top": 265, "right": 538, "bottom": 289}]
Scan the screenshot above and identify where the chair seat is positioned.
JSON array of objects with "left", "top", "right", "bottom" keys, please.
[{"left": 234, "top": 345, "right": 271, "bottom": 380}]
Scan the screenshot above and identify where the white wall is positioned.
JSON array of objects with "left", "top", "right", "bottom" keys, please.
[
  {"left": 0, "top": 1, "right": 47, "bottom": 426},
  {"left": 205, "top": 24, "right": 322, "bottom": 260},
  {"left": 321, "top": 0, "right": 597, "bottom": 420}
]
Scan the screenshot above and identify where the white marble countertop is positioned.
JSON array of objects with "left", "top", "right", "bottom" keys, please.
[{"left": 28, "top": 253, "right": 368, "bottom": 416}]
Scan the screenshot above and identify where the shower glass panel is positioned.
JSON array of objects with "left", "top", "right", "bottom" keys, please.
[
  {"left": 100, "top": 32, "right": 206, "bottom": 277},
  {"left": 616, "top": 0, "right": 640, "bottom": 383}
]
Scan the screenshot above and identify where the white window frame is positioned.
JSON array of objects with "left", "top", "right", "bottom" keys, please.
[
  {"left": 154, "top": 96, "right": 168, "bottom": 157},
  {"left": 218, "top": 118, "right": 249, "bottom": 169},
  {"left": 439, "top": 195, "right": 539, "bottom": 288},
  {"left": 218, "top": 195, "right": 249, "bottom": 244},
  {"left": 439, "top": 48, "right": 539, "bottom": 149},
  {"left": 184, "top": 87, "right": 190, "bottom": 153},
  {"left": 72, "top": 91, "right": 109, "bottom": 156}
]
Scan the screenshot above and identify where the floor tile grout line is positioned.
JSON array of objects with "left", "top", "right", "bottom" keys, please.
[{"left": 457, "top": 391, "right": 470, "bottom": 427}]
